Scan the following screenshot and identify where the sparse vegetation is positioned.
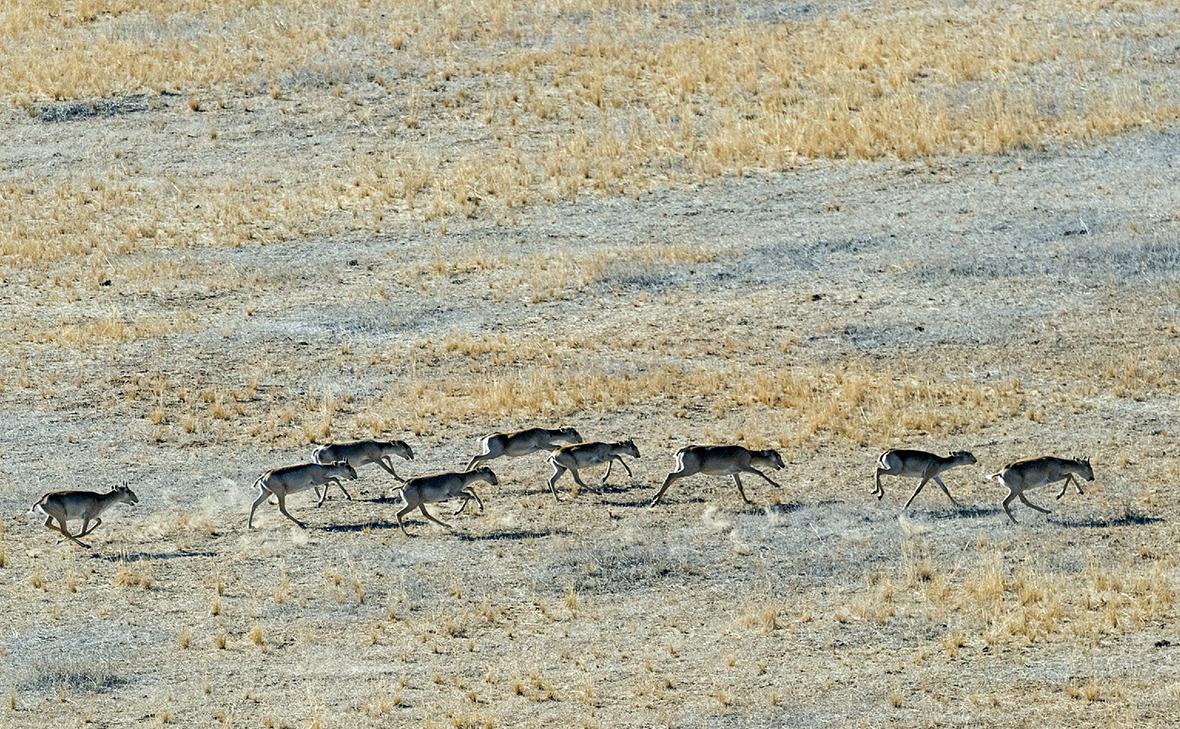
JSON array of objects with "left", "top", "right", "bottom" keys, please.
[
  {"left": 1, "top": 0, "right": 1177, "bottom": 726},
  {"left": 113, "top": 563, "right": 152, "bottom": 590},
  {"left": 1, "top": 0, "right": 1177, "bottom": 267}
]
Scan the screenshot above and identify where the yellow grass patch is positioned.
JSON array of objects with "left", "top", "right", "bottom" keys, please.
[{"left": 1, "top": 0, "right": 1176, "bottom": 265}]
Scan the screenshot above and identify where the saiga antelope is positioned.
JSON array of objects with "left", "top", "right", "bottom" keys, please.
[
  {"left": 465, "top": 427, "right": 582, "bottom": 470},
  {"left": 30, "top": 484, "right": 139, "bottom": 549},
  {"left": 873, "top": 449, "right": 977, "bottom": 508},
  {"left": 395, "top": 467, "right": 498, "bottom": 536},
  {"left": 312, "top": 438, "right": 414, "bottom": 501},
  {"left": 649, "top": 445, "right": 785, "bottom": 507},
  {"left": 990, "top": 455, "right": 1094, "bottom": 523},
  {"left": 248, "top": 461, "right": 358, "bottom": 529},
  {"left": 546, "top": 439, "right": 640, "bottom": 500}
]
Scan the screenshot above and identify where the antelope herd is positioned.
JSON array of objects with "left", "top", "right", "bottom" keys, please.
[{"left": 27, "top": 423, "right": 1098, "bottom": 548}]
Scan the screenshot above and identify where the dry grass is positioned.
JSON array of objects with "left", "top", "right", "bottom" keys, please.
[
  {"left": 108, "top": 356, "right": 1032, "bottom": 448},
  {"left": 1, "top": 0, "right": 1177, "bottom": 266},
  {"left": 2, "top": 2, "right": 1178, "bottom": 728},
  {"left": 891, "top": 545, "right": 1177, "bottom": 648},
  {"left": 31, "top": 312, "right": 193, "bottom": 346},
  {"left": 113, "top": 563, "right": 153, "bottom": 589},
  {"left": 369, "top": 360, "right": 1029, "bottom": 448}
]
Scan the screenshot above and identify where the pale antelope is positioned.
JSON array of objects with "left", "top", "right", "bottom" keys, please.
[
  {"left": 248, "top": 461, "right": 358, "bottom": 529},
  {"left": 465, "top": 427, "right": 582, "bottom": 470},
  {"left": 546, "top": 439, "right": 640, "bottom": 500},
  {"left": 30, "top": 484, "right": 139, "bottom": 549},
  {"left": 649, "top": 445, "right": 785, "bottom": 507},
  {"left": 990, "top": 456, "right": 1094, "bottom": 524},
  {"left": 312, "top": 438, "right": 414, "bottom": 501},
  {"left": 394, "top": 467, "right": 498, "bottom": 536},
  {"left": 873, "top": 449, "right": 977, "bottom": 509}
]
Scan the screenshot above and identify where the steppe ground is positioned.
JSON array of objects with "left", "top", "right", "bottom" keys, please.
[{"left": 1, "top": 0, "right": 1179, "bottom": 727}]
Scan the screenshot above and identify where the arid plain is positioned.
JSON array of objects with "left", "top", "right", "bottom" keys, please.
[{"left": 1, "top": 0, "right": 1179, "bottom": 727}]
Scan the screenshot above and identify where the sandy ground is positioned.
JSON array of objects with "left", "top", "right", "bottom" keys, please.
[
  {"left": 1, "top": 121, "right": 1177, "bottom": 727},
  {"left": 1, "top": 1, "right": 1179, "bottom": 727}
]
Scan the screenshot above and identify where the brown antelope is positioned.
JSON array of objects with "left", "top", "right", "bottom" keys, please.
[
  {"left": 465, "top": 427, "right": 582, "bottom": 470},
  {"left": 312, "top": 439, "right": 414, "bottom": 501},
  {"left": 395, "top": 467, "right": 498, "bottom": 536},
  {"left": 546, "top": 439, "right": 640, "bottom": 499},
  {"left": 990, "top": 456, "right": 1094, "bottom": 523},
  {"left": 30, "top": 484, "right": 139, "bottom": 549},
  {"left": 649, "top": 445, "right": 785, "bottom": 507},
  {"left": 873, "top": 449, "right": 977, "bottom": 508},
  {"left": 248, "top": 461, "right": 358, "bottom": 529}
]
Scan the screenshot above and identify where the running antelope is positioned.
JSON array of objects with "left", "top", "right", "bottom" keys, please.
[
  {"left": 30, "top": 484, "right": 139, "bottom": 549},
  {"left": 649, "top": 445, "right": 785, "bottom": 507},
  {"left": 312, "top": 438, "right": 414, "bottom": 501},
  {"left": 465, "top": 427, "right": 582, "bottom": 471},
  {"left": 873, "top": 449, "right": 977, "bottom": 509},
  {"left": 248, "top": 461, "right": 358, "bottom": 529},
  {"left": 395, "top": 467, "right": 498, "bottom": 536},
  {"left": 990, "top": 455, "right": 1094, "bottom": 524},
  {"left": 546, "top": 439, "right": 640, "bottom": 500}
]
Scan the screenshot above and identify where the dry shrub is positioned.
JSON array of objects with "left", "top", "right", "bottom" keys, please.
[
  {"left": 32, "top": 313, "right": 193, "bottom": 346},
  {"left": 888, "top": 549, "right": 1177, "bottom": 648},
  {"left": 114, "top": 563, "right": 153, "bottom": 589},
  {"left": 737, "top": 598, "right": 785, "bottom": 633}
]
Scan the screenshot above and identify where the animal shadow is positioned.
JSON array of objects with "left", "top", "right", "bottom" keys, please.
[
  {"left": 455, "top": 529, "right": 559, "bottom": 542},
  {"left": 363, "top": 496, "right": 405, "bottom": 506},
  {"left": 763, "top": 501, "right": 806, "bottom": 516},
  {"left": 522, "top": 482, "right": 643, "bottom": 501},
  {"left": 596, "top": 481, "right": 645, "bottom": 495},
  {"left": 93, "top": 549, "right": 218, "bottom": 563},
  {"left": 597, "top": 490, "right": 665, "bottom": 508},
  {"left": 1049, "top": 512, "right": 1164, "bottom": 528},
  {"left": 926, "top": 506, "right": 1004, "bottom": 520},
  {"left": 319, "top": 520, "right": 403, "bottom": 533}
]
